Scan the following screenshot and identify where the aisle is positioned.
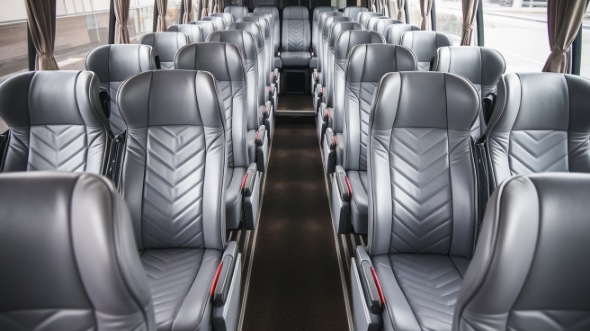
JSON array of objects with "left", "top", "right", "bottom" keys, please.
[{"left": 241, "top": 115, "right": 349, "bottom": 330}]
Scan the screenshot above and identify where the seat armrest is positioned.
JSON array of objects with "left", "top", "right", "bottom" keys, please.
[
  {"left": 241, "top": 163, "right": 258, "bottom": 197},
  {"left": 255, "top": 125, "right": 269, "bottom": 172},
  {"left": 326, "top": 128, "right": 337, "bottom": 151},
  {"left": 355, "top": 246, "right": 383, "bottom": 314},
  {"left": 324, "top": 128, "right": 338, "bottom": 174},
  {"left": 213, "top": 241, "right": 239, "bottom": 306},
  {"left": 335, "top": 165, "right": 351, "bottom": 202}
]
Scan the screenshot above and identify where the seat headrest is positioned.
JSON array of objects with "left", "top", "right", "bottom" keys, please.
[
  {"left": 207, "top": 30, "right": 258, "bottom": 61},
  {"left": 86, "top": 44, "right": 156, "bottom": 83},
  {"left": 0, "top": 171, "right": 154, "bottom": 329},
  {"left": 253, "top": 6, "right": 279, "bottom": 17},
  {"left": 211, "top": 12, "right": 235, "bottom": 25},
  {"left": 237, "top": 16, "right": 271, "bottom": 38},
  {"left": 139, "top": 32, "right": 189, "bottom": 68},
  {"left": 227, "top": 22, "right": 264, "bottom": 49},
  {"left": 224, "top": 5, "right": 249, "bottom": 19},
  {"left": 329, "top": 21, "right": 361, "bottom": 48},
  {"left": 335, "top": 30, "right": 385, "bottom": 61},
  {"left": 386, "top": 23, "right": 420, "bottom": 45},
  {"left": 313, "top": 6, "right": 338, "bottom": 23},
  {"left": 168, "top": 24, "right": 204, "bottom": 43},
  {"left": 118, "top": 70, "right": 225, "bottom": 129},
  {"left": 202, "top": 16, "right": 227, "bottom": 30},
  {"left": 400, "top": 31, "right": 453, "bottom": 62},
  {"left": 175, "top": 42, "right": 246, "bottom": 83},
  {"left": 0, "top": 70, "right": 108, "bottom": 128},
  {"left": 373, "top": 72, "right": 479, "bottom": 130},
  {"left": 283, "top": 6, "right": 309, "bottom": 20},
  {"left": 432, "top": 46, "right": 506, "bottom": 88},
  {"left": 323, "top": 16, "right": 352, "bottom": 39}
]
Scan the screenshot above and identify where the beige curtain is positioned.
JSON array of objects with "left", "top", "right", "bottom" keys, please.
[
  {"left": 201, "top": 0, "right": 208, "bottom": 17},
  {"left": 396, "top": 0, "right": 405, "bottom": 22},
  {"left": 156, "top": 0, "right": 167, "bottom": 32},
  {"left": 24, "top": 0, "right": 58, "bottom": 70},
  {"left": 461, "top": 0, "right": 478, "bottom": 45},
  {"left": 419, "top": 0, "right": 433, "bottom": 30},
  {"left": 194, "top": 0, "right": 201, "bottom": 20},
  {"left": 114, "top": 0, "right": 131, "bottom": 43},
  {"left": 543, "top": 0, "right": 589, "bottom": 73},
  {"left": 183, "top": 0, "right": 192, "bottom": 23}
]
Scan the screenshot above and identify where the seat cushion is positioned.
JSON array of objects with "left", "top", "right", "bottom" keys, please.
[
  {"left": 373, "top": 254, "right": 469, "bottom": 331},
  {"left": 347, "top": 170, "right": 368, "bottom": 234},
  {"left": 281, "top": 51, "right": 311, "bottom": 67},
  {"left": 142, "top": 248, "right": 222, "bottom": 331},
  {"left": 226, "top": 166, "right": 246, "bottom": 230}
]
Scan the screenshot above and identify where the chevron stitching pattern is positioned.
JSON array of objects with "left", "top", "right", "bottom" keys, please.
[
  {"left": 391, "top": 255, "right": 463, "bottom": 331},
  {"left": 0, "top": 310, "right": 94, "bottom": 331},
  {"left": 142, "top": 126, "right": 206, "bottom": 249},
  {"left": 141, "top": 249, "right": 204, "bottom": 329},
  {"left": 218, "top": 81, "right": 239, "bottom": 168},
  {"left": 28, "top": 125, "right": 88, "bottom": 172},
  {"left": 359, "top": 82, "right": 378, "bottom": 170},
  {"left": 509, "top": 130, "right": 568, "bottom": 175},
  {"left": 109, "top": 83, "right": 126, "bottom": 134},
  {"left": 390, "top": 128, "right": 452, "bottom": 254},
  {"left": 287, "top": 21, "right": 305, "bottom": 51},
  {"left": 509, "top": 310, "right": 590, "bottom": 330}
]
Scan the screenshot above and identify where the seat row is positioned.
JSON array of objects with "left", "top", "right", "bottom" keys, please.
[{"left": 0, "top": 68, "right": 246, "bottom": 330}]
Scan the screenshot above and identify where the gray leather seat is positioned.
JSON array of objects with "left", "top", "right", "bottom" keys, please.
[
  {"left": 385, "top": 23, "right": 420, "bottom": 45},
  {"left": 168, "top": 24, "right": 204, "bottom": 43},
  {"left": 316, "top": 11, "right": 344, "bottom": 76},
  {"left": 253, "top": 6, "right": 280, "bottom": 53},
  {"left": 374, "top": 18, "right": 400, "bottom": 39},
  {"left": 0, "top": 172, "right": 156, "bottom": 331},
  {"left": 139, "top": 32, "right": 189, "bottom": 69},
  {"left": 400, "top": 30, "right": 453, "bottom": 70},
  {"left": 175, "top": 42, "right": 257, "bottom": 230},
  {"left": 208, "top": 30, "right": 271, "bottom": 169},
  {"left": 238, "top": 16, "right": 273, "bottom": 89},
  {"left": 366, "top": 15, "right": 387, "bottom": 31},
  {"left": 249, "top": 11, "right": 282, "bottom": 73},
  {"left": 224, "top": 5, "right": 249, "bottom": 20},
  {"left": 455, "top": 173, "right": 590, "bottom": 331},
  {"left": 349, "top": 71, "right": 480, "bottom": 331},
  {"left": 358, "top": 12, "right": 383, "bottom": 30},
  {"left": 202, "top": 16, "right": 227, "bottom": 31},
  {"left": 432, "top": 46, "right": 506, "bottom": 138},
  {"left": 317, "top": 30, "right": 382, "bottom": 146},
  {"left": 211, "top": 12, "right": 235, "bottom": 26},
  {"left": 311, "top": 6, "right": 337, "bottom": 68},
  {"left": 343, "top": 6, "right": 368, "bottom": 21},
  {"left": 190, "top": 20, "right": 217, "bottom": 40},
  {"left": 0, "top": 71, "right": 111, "bottom": 173},
  {"left": 484, "top": 73, "right": 590, "bottom": 189},
  {"left": 328, "top": 44, "right": 417, "bottom": 234},
  {"left": 116, "top": 70, "right": 242, "bottom": 331},
  {"left": 280, "top": 6, "right": 311, "bottom": 67},
  {"left": 86, "top": 44, "right": 156, "bottom": 134}
]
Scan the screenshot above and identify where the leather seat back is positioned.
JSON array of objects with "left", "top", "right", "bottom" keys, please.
[
  {"left": 281, "top": 6, "right": 311, "bottom": 52},
  {"left": 400, "top": 31, "right": 453, "bottom": 70},
  {"left": 317, "top": 11, "right": 344, "bottom": 73},
  {"left": 386, "top": 23, "right": 420, "bottom": 45},
  {"left": 368, "top": 72, "right": 479, "bottom": 257},
  {"left": 190, "top": 20, "right": 217, "bottom": 40},
  {"left": 238, "top": 16, "right": 273, "bottom": 83},
  {"left": 249, "top": 12, "right": 278, "bottom": 56},
  {"left": 0, "top": 71, "right": 110, "bottom": 173},
  {"left": 343, "top": 44, "right": 417, "bottom": 171},
  {"left": 168, "top": 24, "right": 204, "bottom": 43},
  {"left": 228, "top": 21, "right": 266, "bottom": 89},
  {"left": 211, "top": 12, "right": 235, "bottom": 26},
  {"left": 374, "top": 18, "right": 400, "bottom": 39},
  {"left": 358, "top": 12, "right": 382, "bottom": 30},
  {"left": 208, "top": 30, "right": 262, "bottom": 131},
  {"left": 117, "top": 70, "right": 227, "bottom": 251},
  {"left": 312, "top": 6, "right": 337, "bottom": 53},
  {"left": 253, "top": 6, "right": 280, "bottom": 49},
  {"left": 432, "top": 46, "right": 506, "bottom": 137},
  {"left": 321, "top": 16, "right": 352, "bottom": 86},
  {"left": 324, "top": 21, "right": 361, "bottom": 107},
  {"left": 202, "top": 16, "right": 227, "bottom": 31},
  {"left": 0, "top": 172, "right": 156, "bottom": 330},
  {"left": 367, "top": 15, "right": 387, "bottom": 31},
  {"left": 455, "top": 173, "right": 590, "bottom": 331},
  {"left": 175, "top": 42, "right": 250, "bottom": 170},
  {"left": 86, "top": 44, "right": 156, "bottom": 134},
  {"left": 485, "top": 73, "right": 590, "bottom": 188},
  {"left": 332, "top": 30, "right": 384, "bottom": 133},
  {"left": 225, "top": 5, "right": 250, "bottom": 20},
  {"left": 139, "top": 32, "right": 189, "bottom": 69},
  {"left": 343, "top": 6, "right": 368, "bottom": 21}
]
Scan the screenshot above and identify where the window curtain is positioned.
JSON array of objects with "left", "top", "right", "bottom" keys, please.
[
  {"left": 419, "top": 0, "right": 433, "bottom": 30},
  {"left": 201, "top": 0, "right": 208, "bottom": 18},
  {"left": 24, "top": 0, "right": 58, "bottom": 70},
  {"left": 396, "top": 0, "right": 406, "bottom": 22},
  {"left": 183, "top": 0, "right": 192, "bottom": 23},
  {"left": 156, "top": 0, "right": 167, "bottom": 32},
  {"left": 543, "top": 0, "right": 589, "bottom": 73},
  {"left": 114, "top": 0, "right": 131, "bottom": 43},
  {"left": 461, "top": 0, "right": 478, "bottom": 45}
]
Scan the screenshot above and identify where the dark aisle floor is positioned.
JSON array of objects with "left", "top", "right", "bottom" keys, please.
[
  {"left": 241, "top": 115, "right": 349, "bottom": 331},
  {"left": 277, "top": 94, "right": 315, "bottom": 111}
]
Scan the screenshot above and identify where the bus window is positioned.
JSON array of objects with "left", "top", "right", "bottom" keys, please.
[
  {"left": 482, "top": 0, "right": 548, "bottom": 73},
  {"left": 435, "top": 0, "right": 463, "bottom": 44},
  {"left": 55, "top": 0, "right": 110, "bottom": 71},
  {"left": 0, "top": 0, "right": 28, "bottom": 81},
  {"left": 166, "top": 0, "right": 182, "bottom": 28},
  {"left": 581, "top": 12, "right": 589, "bottom": 78},
  {"left": 129, "top": 0, "right": 155, "bottom": 43},
  {"left": 407, "top": 0, "right": 423, "bottom": 27}
]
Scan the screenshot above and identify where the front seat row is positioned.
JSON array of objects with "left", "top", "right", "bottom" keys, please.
[{"left": 0, "top": 70, "right": 242, "bottom": 331}]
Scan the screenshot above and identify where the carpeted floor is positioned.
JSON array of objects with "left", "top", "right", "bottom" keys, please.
[{"left": 241, "top": 115, "right": 348, "bottom": 331}]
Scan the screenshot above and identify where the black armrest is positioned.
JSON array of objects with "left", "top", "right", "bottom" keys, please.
[
  {"left": 355, "top": 246, "right": 383, "bottom": 314},
  {"left": 213, "top": 241, "right": 238, "bottom": 306},
  {"left": 241, "top": 163, "right": 257, "bottom": 197},
  {"left": 256, "top": 125, "right": 266, "bottom": 146},
  {"left": 325, "top": 128, "right": 337, "bottom": 150},
  {"left": 262, "top": 101, "right": 272, "bottom": 119},
  {"left": 335, "top": 165, "right": 351, "bottom": 202}
]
